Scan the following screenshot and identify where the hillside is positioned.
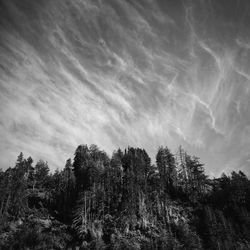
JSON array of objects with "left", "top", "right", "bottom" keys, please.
[{"left": 1, "top": 144, "right": 250, "bottom": 249}]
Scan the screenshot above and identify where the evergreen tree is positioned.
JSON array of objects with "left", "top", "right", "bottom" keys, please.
[
  {"left": 34, "top": 160, "right": 49, "bottom": 189},
  {"left": 1, "top": 145, "right": 250, "bottom": 249},
  {"left": 156, "top": 146, "right": 177, "bottom": 196}
]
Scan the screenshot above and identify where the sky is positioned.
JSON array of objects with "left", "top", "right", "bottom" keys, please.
[{"left": 0, "top": 0, "right": 250, "bottom": 176}]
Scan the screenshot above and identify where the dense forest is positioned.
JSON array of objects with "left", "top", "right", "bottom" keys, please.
[{"left": 1, "top": 144, "right": 250, "bottom": 249}]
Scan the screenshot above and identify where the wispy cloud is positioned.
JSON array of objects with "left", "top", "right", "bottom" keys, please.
[{"left": 0, "top": 0, "right": 250, "bottom": 176}]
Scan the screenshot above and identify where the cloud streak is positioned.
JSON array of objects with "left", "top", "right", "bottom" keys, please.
[{"left": 0, "top": 0, "right": 250, "bottom": 176}]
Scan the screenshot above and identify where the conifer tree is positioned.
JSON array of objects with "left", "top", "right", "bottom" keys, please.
[{"left": 156, "top": 146, "right": 177, "bottom": 196}]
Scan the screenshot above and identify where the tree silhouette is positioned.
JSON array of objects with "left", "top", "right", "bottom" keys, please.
[{"left": 1, "top": 145, "right": 250, "bottom": 249}]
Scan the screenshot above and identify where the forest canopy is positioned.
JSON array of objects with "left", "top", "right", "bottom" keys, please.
[{"left": 0, "top": 144, "right": 250, "bottom": 249}]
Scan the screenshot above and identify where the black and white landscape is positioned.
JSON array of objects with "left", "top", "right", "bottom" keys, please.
[{"left": 1, "top": 0, "right": 250, "bottom": 249}]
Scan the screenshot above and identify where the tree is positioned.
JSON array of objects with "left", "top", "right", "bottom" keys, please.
[
  {"left": 73, "top": 144, "right": 110, "bottom": 192},
  {"left": 73, "top": 144, "right": 90, "bottom": 191},
  {"left": 156, "top": 146, "right": 177, "bottom": 196},
  {"left": 34, "top": 160, "right": 49, "bottom": 189},
  {"left": 185, "top": 155, "right": 207, "bottom": 202}
]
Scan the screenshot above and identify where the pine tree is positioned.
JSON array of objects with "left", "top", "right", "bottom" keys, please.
[{"left": 156, "top": 146, "right": 177, "bottom": 196}]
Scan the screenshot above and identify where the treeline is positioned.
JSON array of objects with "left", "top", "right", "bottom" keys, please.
[{"left": 0, "top": 145, "right": 250, "bottom": 249}]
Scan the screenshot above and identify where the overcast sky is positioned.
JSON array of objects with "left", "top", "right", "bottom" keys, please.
[{"left": 0, "top": 0, "right": 250, "bottom": 176}]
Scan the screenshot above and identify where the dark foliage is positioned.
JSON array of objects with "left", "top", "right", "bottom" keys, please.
[{"left": 0, "top": 145, "right": 250, "bottom": 249}]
